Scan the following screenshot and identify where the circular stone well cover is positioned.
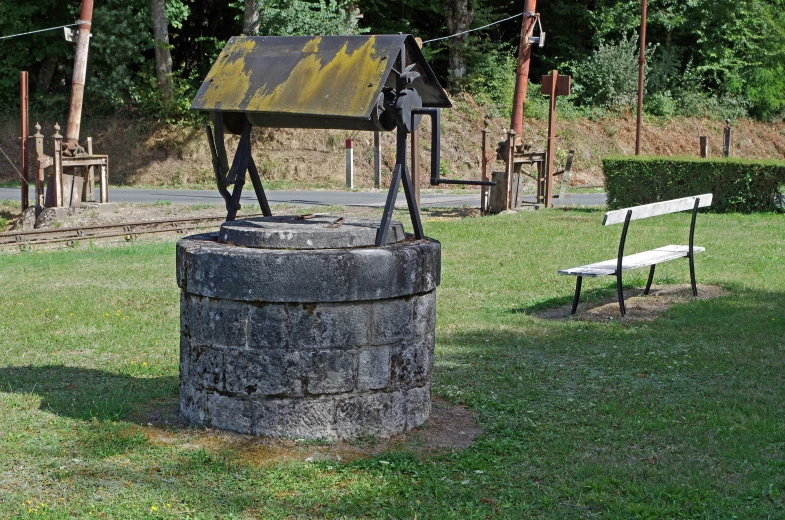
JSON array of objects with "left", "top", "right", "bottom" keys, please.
[{"left": 219, "top": 216, "right": 406, "bottom": 249}]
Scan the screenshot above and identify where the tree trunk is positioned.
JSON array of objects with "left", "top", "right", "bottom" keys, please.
[
  {"left": 243, "top": 0, "right": 260, "bottom": 35},
  {"left": 37, "top": 54, "right": 58, "bottom": 93},
  {"left": 151, "top": 0, "right": 174, "bottom": 108},
  {"left": 444, "top": 0, "right": 474, "bottom": 90}
]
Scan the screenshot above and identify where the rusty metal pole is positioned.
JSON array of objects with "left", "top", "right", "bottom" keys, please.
[
  {"left": 635, "top": 0, "right": 647, "bottom": 155},
  {"left": 511, "top": 0, "right": 537, "bottom": 139},
  {"left": 20, "top": 71, "right": 29, "bottom": 210},
  {"left": 65, "top": 0, "right": 94, "bottom": 149}
]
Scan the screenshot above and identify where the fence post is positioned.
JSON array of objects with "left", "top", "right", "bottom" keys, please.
[{"left": 345, "top": 138, "right": 353, "bottom": 189}]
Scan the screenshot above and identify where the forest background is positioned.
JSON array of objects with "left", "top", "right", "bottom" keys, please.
[{"left": 1, "top": 0, "right": 784, "bottom": 122}]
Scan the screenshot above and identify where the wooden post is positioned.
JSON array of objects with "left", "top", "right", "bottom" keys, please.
[
  {"left": 699, "top": 136, "right": 708, "bottom": 158},
  {"left": 373, "top": 130, "right": 381, "bottom": 188},
  {"left": 33, "top": 124, "right": 45, "bottom": 208},
  {"left": 505, "top": 130, "right": 516, "bottom": 209},
  {"left": 411, "top": 128, "right": 420, "bottom": 206},
  {"left": 85, "top": 136, "right": 95, "bottom": 202},
  {"left": 545, "top": 70, "right": 557, "bottom": 208},
  {"left": 20, "top": 72, "right": 29, "bottom": 210},
  {"left": 635, "top": 0, "right": 647, "bottom": 155},
  {"left": 481, "top": 128, "right": 489, "bottom": 213},
  {"left": 511, "top": 0, "right": 538, "bottom": 140},
  {"left": 723, "top": 120, "right": 732, "bottom": 158},
  {"left": 345, "top": 138, "right": 354, "bottom": 189},
  {"left": 53, "top": 123, "right": 63, "bottom": 207},
  {"left": 541, "top": 71, "right": 571, "bottom": 209}
]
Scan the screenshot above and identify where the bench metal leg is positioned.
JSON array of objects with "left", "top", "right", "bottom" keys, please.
[
  {"left": 570, "top": 276, "right": 582, "bottom": 315},
  {"left": 689, "top": 254, "right": 698, "bottom": 297},
  {"left": 644, "top": 265, "right": 656, "bottom": 295},
  {"left": 617, "top": 272, "right": 626, "bottom": 317}
]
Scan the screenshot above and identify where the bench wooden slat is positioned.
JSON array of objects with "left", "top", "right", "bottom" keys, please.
[
  {"left": 603, "top": 194, "right": 713, "bottom": 226},
  {"left": 558, "top": 245, "right": 705, "bottom": 277}
]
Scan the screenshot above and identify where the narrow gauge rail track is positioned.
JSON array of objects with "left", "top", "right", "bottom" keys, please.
[{"left": 0, "top": 214, "right": 263, "bottom": 251}]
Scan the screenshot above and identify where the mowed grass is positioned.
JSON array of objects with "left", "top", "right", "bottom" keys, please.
[{"left": 0, "top": 208, "right": 784, "bottom": 519}]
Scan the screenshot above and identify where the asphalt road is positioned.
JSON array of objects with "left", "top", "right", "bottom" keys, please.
[{"left": 0, "top": 187, "right": 606, "bottom": 208}]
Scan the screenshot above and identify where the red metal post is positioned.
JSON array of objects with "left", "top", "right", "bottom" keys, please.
[
  {"left": 635, "top": 0, "right": 647, "bottom": 155},
  {"left": 65, "top": 0, "right": 94, "bottom": 149},
  {"left": 20, "top": 71, "right": 29, "bottom": 210},
  {"left": 510, "top": 0, "right": 537, "bottom": 139}
]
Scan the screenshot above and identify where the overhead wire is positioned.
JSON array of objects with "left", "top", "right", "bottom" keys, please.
[
  {"left": 0, "top": 23, "right": 80, "bottom": 42},
  {"left": 421, "top": 12, "right": 524, "bottom": 44},
  {"left": 0, "top": 144, "right": 29, "bottom": 186}
]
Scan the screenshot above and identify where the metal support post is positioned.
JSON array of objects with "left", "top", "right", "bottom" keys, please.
[
  {"left": 345, "top": 138, "right": 354, "bottom": 189},
  {"left": 65, "top": 0, "right": 94, "bottom": 149},
  {"left": 635, "top": 0, "right": 647, "bottom": 155},
  {"left": 511, "top": 0, "right": 538, "bottom": 141},
  {"left": 53, "top": 124, "right": 63, "bottom": 207},
  {"left": 544, "top": 70, "right": 557, "bottom": 208},
  {"left": 20, "top": 71, "right": 29, "bottom": 210},
  {"left": 373, "top": 130, "right": 381, "bottom": 188},
  {"left": 411, "top": 128, "right": 420, "bottom": 206}
]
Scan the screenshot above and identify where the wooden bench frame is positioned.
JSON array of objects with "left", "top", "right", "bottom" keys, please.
[{"left": 559, "top": 194, "right": 713, "bottom": 316}]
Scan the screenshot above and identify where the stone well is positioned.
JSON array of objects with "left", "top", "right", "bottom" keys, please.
[{"left": 176, "top": 216, "right": 440, "bottom": 439}]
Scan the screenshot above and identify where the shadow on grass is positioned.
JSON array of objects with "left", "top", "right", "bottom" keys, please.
[{"left": 0, "top": 365, "right": 179, "bottom": 423}]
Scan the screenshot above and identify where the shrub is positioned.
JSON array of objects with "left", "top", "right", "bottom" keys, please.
[
  {"left": 603, "top": 156, "right": 785, "bottom": 213},
  {"left": 468, "top": 47, "right": 517, "bottom": 118},
  {"left": 573, "top": 35, "right": 645, "bottom": 110}
]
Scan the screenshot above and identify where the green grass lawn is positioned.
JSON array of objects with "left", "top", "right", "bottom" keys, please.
[{"left": 1, "top": 208, "right": 784, "bottom": 518}]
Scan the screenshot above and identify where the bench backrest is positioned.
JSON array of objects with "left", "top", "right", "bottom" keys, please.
[{"left": 602, "top": 194, "right": 713, "bottom": 226}]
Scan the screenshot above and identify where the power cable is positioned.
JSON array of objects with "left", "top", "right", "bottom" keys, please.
[
  {"left": 0, "top": 144, "right": 29, "bottom": 186},
  {"left": 422, "top": 12, "right": 524, "bottom": 44},
  {"left": 0, "top": 23, "right": 80, "bottom": 42}
]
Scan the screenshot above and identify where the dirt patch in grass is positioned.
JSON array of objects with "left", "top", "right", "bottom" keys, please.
[
  {"left": 136, "top": 397, "right": 481, "bottom": 465},
  {"left": 537, "top": 284, "right": 726, "bottom": 322}
]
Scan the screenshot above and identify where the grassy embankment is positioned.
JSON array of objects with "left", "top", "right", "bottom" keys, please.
[{"left": 0, "top": 208, "right": 784, "bottom": 518}]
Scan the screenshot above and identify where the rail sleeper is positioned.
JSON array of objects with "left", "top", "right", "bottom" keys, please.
[{"left": 559, "top": 193, "right": 713, "bottom": 316}]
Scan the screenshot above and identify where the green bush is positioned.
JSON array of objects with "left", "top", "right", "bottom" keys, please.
[{"left": 603, "top": 156, "right": 785, "bottom": 213}]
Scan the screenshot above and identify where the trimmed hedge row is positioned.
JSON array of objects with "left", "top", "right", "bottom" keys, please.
[{"left": 603, "top": 156, "right": 785, "bottom": 213}]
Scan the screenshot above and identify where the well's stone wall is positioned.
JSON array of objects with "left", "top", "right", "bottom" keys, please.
[{"left": 177, "top": 217, "right": 440, "bottom": 439}]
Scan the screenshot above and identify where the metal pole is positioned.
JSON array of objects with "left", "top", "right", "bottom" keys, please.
[
  {"left": 411, "top": 128, "right": 420, "bottom": 206},
  {"left": 635, "top": 0, "right": 647, "bottom": 155},
  {"left": 20, "top": 71, "right": 29, "bottom": 210},
  {"left": 373, "top": 131, "right": 381, "bottom": 188},
  {"left": 511, "top": 0, "right": 537, "bottom": 139},
  {"left": 65, "top": 0, "right": 94, "bottom": 149},
  {"left": 345, "top": 138, "right": 354, "bottom": 189}
]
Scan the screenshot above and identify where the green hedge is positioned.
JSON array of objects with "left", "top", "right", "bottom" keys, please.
[{"left": 603, "top": 156, "right": 785, "bottom": 212}]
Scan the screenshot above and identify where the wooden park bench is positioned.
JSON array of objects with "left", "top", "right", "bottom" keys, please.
[{"left": 559, "top": 193, "right": 713, "bottom": 316}]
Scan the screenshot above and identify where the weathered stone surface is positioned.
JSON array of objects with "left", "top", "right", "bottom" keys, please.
[
  {"left": 247, "top": 304, "right": 290, "bottom": 349},
  {"left": 405, "top": 385, "right": 431, "bottom": 431},
  {"left": 189, "top": 296, "right": 249, "bottom": 347},
  {"left": 356, "top": 345, "right": 390, "bottom": 391},
  {"left": 189, "top": 345, "right": 225, "bottom": 390},
  {"left": 251, "top": 398, "right": 337, "bottom": 439},
  {"left": 219, "top": 216, "right": 405, "bottom": 250},
  {"left": 303, "top": 350, "right": 356, "bottom": 394},
  {"left": 178, "top": 221, "right": 440, "bottom": 439},
  {"left": 224, "top": 347, "right": 302, "bottom": 397},
  {"left": 176, "top": 235, "right": 441, "bottom": 303},
  {"left": 288, "top": 302, "right": 370, "bottom": 349},
  {"left": 389, "top": 332, "right": 434, "bottom": 390},
  {"left": 206, "top": 393, "right": 252, "bottom": 434},
  {"left": 335, "top": 391, "right": 406, "bottom": 438}
]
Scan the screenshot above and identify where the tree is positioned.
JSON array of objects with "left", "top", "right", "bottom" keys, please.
[
  {"left": 243, "top": 0, "right": 260, "bottom": 34},
  {"left": 444, "top": 0, "right": 474, "bottom": 90},
  {"left": 150, "top": 0, "right": 174, "bottom": 108}
]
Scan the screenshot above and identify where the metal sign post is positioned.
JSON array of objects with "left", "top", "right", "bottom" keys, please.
[
  {"left": 541, "top": 71, "right": 571, "bottom": 208},
  {"left": 20, "top": 71, "right": 29, "bottom": 210}
]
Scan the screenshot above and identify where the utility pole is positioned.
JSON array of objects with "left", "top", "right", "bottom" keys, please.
[
  {"left": 510, "top": 0, "right": 538, "bottom": 141},
  {"left": 65, "top": 0, "right": 94, "bottom": 150},
  {"left": 635, "top": 0, "right": 647, "bottom": 155}
]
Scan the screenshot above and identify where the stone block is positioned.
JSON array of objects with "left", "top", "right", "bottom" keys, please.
[
  {"left": 180, "top": 380, "right": 207, "bottom": 423},
  {"left": 251, "top": 397, "right": 336, "bottom": 439},
  {"left": 371, "top": 298, "right": 413, "bottom": 345},
  {"left": 335, "top": 391, "right": 406, "bottom": 439},
  {"left": 389, "top": 332, "right": 434, "bottom": 390},
  {"left": 191, "top": 297, "right": 249, "bottom": 347},
  {"left": 405, "top": 385, "right": 431, "bottom": 431},
  {"left": 247, "top": 304, "right": 290, "bottom": 349},
  {"left": 288, "top": 302, "right": 370, "bottom": 349},
  {"left": 303, "top": 350, "right": 356, "bottom": 395},
  {"left": 224, "top": 347, "right": 302, "bottom": 397},
  {"left": 206, "top": 393, "right": 252, "bottom": 434},
  {"left": 412, "top": 291, "right": 437, "bottom": 336},
  {"left": 189, "top": 345, "right": 225, "bottom": 391},
  {"left": 356, "top": 346, "right": 390, "bottom": 391}
]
